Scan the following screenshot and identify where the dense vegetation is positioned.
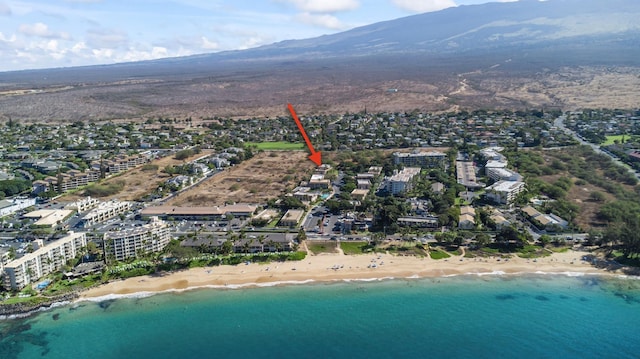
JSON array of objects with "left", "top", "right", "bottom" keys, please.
[
  {"left": 0, "top": 180, "right": 31, "bottom": 199},
  {"left": 84, "top": 180, "right": 125, "bottom": 197},
  {"left": 508, "top": 146, "right": 640, "bottom": 259}
]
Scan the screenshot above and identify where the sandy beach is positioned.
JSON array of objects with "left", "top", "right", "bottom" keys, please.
[{"left": 80, "top": 248, "right": 630, "bottom": 299}]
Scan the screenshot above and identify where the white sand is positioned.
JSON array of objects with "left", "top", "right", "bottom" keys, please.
[{"left": 80, "top": 249, "right": 621, "bottom": 299}]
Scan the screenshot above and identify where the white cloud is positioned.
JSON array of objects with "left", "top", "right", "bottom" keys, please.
[
  {"left": 201, "top": 36, "right": 219, "bottom": 50},
  {"left": 391, "top": 0, "right": 457, "bottom": 13},
  {"left": 0, "top": 2, "right": 11, "bottom": 16},
  {"left": 71, "top": 41, "right": 88, "bottom": 54},
  {"left": 295, "top": 12, "right": 347, "bottom": 30},
  {"left": 281, "top": 0, "right": 359, "bottom": 13},
  {"left": 92, "top": 48, "right": 114, "bottom": 60},
  {"left": 86, "top": 28, "right": 128, "bottom": 48},
  {"left": 18, "top": 22, "right": 71, "bottom": 39},
  {"left": 0, "top": 32, "right": 17, "bottom": 43},
  {"left": 238, "top": 35, "right": 272, "bottom": 50}
]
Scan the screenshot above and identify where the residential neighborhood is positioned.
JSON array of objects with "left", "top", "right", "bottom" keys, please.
[{"left": 0, "top": 108, "right": 636, "bottom": 294}]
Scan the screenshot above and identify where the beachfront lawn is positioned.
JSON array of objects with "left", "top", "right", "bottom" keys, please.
[
  {"left": 429, "top": 249, "right": 451, "bottom": 260},
  {"left": 384, "top": 242, "right": 428, "bottom": 256},
  {"left": 516, "top": 245, "right": 552, "bottom": 258},
  {"left": 548, "top": 246, "right": 570, "bottom": 253},
  {"left": 307, "top": 241, "right": 338, "bottom": 254},
  {"left": 340, "top": 241, "right": 371, "bottom": 255},
  {"left": 247, "top": 141, "right": 306, "bottom": 151}
]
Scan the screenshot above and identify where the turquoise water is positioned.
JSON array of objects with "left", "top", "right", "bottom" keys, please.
[{"left": 2, "top": 275, "right": 640, "bottom": 359}]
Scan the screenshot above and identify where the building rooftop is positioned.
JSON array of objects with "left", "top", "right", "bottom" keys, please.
[
  {"left": 389, "top": 167, "right": 421, "bottom": 182},
  {"left": 487, "top": 180, "right": 524, "bottom": 192},
  {"left": 141, "top": 204, "right": 257, "bottom": 216},
  {"left": 485, "top": 160, "right": 508, "bottom": 168}
]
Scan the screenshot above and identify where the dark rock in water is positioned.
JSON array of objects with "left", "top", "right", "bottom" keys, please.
[
  {"left": 614, "top": 292, "right": 638, "bottom": 304},
  {"left": 495, "top": 294, "right": 516, "bottom": 300},
  {"left": 52, "top": 313, "right": 60, "bottom": 321},
  {"left": 579, "top": 297, "right": 589, "bottom": 302},
  {"left": 0, "top": 292, "right": 79, "bottom": 317},
  {"left": 99, "top": 299, "right": 116, "bottom": 310},
  {"left": 535, "top": 295, "right": 550, "bottom": 301}
]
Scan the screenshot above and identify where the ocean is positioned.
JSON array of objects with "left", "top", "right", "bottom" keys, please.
[{"left": 2, "top": 274, "right": 640, "bottom": 359}]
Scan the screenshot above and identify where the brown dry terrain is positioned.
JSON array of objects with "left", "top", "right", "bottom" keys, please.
[
  {"left": 60, "top": 150, "right": 213, "bottom": 202},
  {"left": 536, "top": 148, "right": 637, "bottom": 230},
  {"left": 166, "top": 151, "right": 315, "bottom": 206},
  {"left": 538, "top": 172, "right": 614, "bottom": 230},
  {"left": 2, "top": 64, "right": 640, "bottom": 123}
]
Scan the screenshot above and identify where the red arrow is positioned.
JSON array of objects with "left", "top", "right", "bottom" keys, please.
[{"left": 288, "top": 103, "right": 322, "bottom": 166}]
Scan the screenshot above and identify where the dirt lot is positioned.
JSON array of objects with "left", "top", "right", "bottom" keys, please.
[
  {"left": 60, "top": 150, "right": 213, "bottom": 202},
  {"left": 167, "top": 151, "right": 315, "bottom": 206}
]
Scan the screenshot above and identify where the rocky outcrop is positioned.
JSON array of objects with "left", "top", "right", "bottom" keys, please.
[{"left": 0, "top": 293, "right": 79, "bottom": 318}]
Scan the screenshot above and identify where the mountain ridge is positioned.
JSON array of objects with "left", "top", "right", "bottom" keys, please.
[{"left": 0, "top": 0, "right": 639, "bottom": 121}]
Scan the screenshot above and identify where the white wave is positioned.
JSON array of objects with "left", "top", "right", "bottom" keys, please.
[{"left": 78, "top": 291, "right": 156, "bottom": 303}]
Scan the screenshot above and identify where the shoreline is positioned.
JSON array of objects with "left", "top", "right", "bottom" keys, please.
[{"left": 79, "top": 248, "right": 639, "bottom": 301}]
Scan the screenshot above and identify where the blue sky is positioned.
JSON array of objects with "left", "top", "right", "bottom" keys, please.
[{"left": 0, "top": 0, "right": 516, "bottom": 72}]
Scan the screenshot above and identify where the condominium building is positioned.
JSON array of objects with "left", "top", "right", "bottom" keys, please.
[
  {"left": 103, "top": 217, "right": 170, "bottom": 262},
  {"left": 32, "top": 169, "right": 102, "bottom": 194},
  {"left": 386, "top": 167, "right": 421, "bottom": 195},
  {"left": 393, "top": 151, "right": 446, "bottom": 168},
  {"left": 81, "top": 200, "right": 132, "bottom": 227},
  {"left": 485, "top": 181, "right": 525, "bottom": 205},
  {"left": 104, "top": 154, "right": 149, "bottom": 174},
  {"left": 456, "top": 161, "right": 482, "bottom": 189},
  {"left": 3, "top": 232, "right": 87, "bottom": 290},
  {"left": 486, "top": 167, "right": 522, "bottom": 182},
  {"left": 74, "top": 196, "right": 100, "bottom": 212}
]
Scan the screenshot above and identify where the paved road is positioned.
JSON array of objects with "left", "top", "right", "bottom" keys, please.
[{"left": 554, "top": 116, "right": 640, "bottom": 180}]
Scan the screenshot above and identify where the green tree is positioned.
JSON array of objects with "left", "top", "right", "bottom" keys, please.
[
  {"left": 538, "top": 234, "right": 552, "bottom": 247},
  {"left": 475, "top": 233, "right": 491, "bottom": 247}
]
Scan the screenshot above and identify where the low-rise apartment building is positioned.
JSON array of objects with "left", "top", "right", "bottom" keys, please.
[
  {"left": 3, "top": 232, "right": 87, "bottom": 290},
  {"left": 397, "top": 215, "right": 440, "bottom": 229},
  {"left": 393, "top": 151, "right": 446, "bottom": 168},
  {"left": 81, "top": 200, "right": 132, "bottom": 227},
  {"left": 458, "top": 205, "right": 476, "bottom": 230},
  {"left": 140, "top": 205, "right": 256, "bottom": 219}
]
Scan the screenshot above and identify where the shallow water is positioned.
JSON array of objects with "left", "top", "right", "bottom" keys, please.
[{"left": 2, "top": 274, "right": 640, "bottom": 359}]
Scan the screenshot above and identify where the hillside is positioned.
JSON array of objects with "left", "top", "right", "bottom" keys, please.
[{"left": 1, "top": 0, "right": 639, "bottom": 121}]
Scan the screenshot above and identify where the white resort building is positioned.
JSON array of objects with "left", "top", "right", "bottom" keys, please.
[
  {"left": 103, "top": 217, "right": 171, "bottom": 262},
  {"left": 81, "top": 200, "right": 132, "bottom": 227},
  {"left": 386, "top": 167, "right": 421, "bottom": 195},
  {"left": 485, "top": 180, "right": 525, "bottom": 205},
  {"left": 3, "top": 232, "right": 87, "bottom": 290}
]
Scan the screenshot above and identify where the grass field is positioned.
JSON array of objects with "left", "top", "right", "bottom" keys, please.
[
  {"left": 340, "top": 241, "right": 370, "bottom": 255},
  {"left": 307, "top": 241, "right": 338, "bottom": 255},
  {"left": 602, "top": 135, "right": 627, "bottom": 145},
  {"left": 247, "top": 141, "right": 305, "bottom": 150}
]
